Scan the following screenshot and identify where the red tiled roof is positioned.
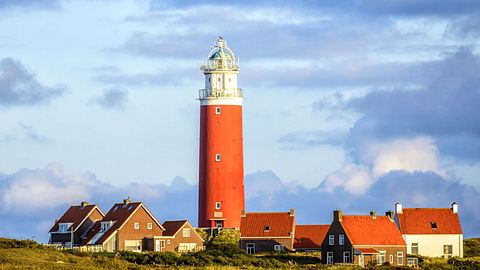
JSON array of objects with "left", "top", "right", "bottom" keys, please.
[
  {"left": 397, "top": 208, "right": 462, "bottom": 234},
  {"left": 49, "top": 204, "right": 103, "bottom": 233},
  {"left": 341, "top": 215, "right": 405, "bottom": 246},
  {"left": 294, "top": 224, "right": 330, "bottom": 249},
  {"left": 83, "top": 202, "right": 143, "bottom": 244},
  {"left": 162, "top": 220, "right": 188, "bottom": 236},
  {"left": 356, "top": 247, "right": 380, "bottom": 254},
  {"left": 240, "top": 211, "right": 295, "bottom": 238}
]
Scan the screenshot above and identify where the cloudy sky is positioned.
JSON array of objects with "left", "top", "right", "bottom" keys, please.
[{"left": 0, "top": 0, "right": 479, "bottom": 241}]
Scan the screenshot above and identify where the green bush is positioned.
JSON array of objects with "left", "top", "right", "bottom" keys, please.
[
  {"left": 464, "top": 238, "right": 480, "bottom": 257},
  {"left": 0, "top": 238, "right": 41, "bottom": 249}
]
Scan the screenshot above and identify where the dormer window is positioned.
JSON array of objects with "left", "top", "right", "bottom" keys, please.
[
  {"left": 58, "top": 223, "right": 71, "bottom": 233},
  {"left": 263, "top": 226, "right": 270, "bottom": 232},
  {"left": 101, "top": 221, "right": 113, "bottom": 232},
  {"left": 431, "top": 221, "right": 438, "bottom": 229}
]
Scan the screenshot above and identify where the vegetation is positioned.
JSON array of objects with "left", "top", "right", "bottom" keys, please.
[
  {"left": 0, "top": 237, "right": 480, "bottom": 269},
  {"left": 464, "top": 238, "right": 480, "bottom": 257}
]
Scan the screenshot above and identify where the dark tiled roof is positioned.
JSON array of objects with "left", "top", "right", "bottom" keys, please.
[
  {"left": 397, "top": 208, "right": 462, "bottom": 234},
  {"left": 240, "top": 211, "right": 295, "bottom": 238},
  {"left": 162, "top": 220, "right": 188, "bottom": 236},
  {"left": 83, "top": 202, "right": 142, "bottom": 244},
  {"left": 341, "top": 215, "right": 405, "bottom": 246},
  {"left": 49, "top": 204, "right": 103, "bottom": 233},
  {"left": 294, "top": 224, "right": 330, "bottom": 249}
]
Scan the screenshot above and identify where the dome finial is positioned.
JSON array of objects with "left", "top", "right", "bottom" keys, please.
[{"left": 216, "top": 36, "right": 224, "bottom": 48}]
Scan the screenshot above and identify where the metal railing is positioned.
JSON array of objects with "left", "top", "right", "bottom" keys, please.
[{"left": 199, "top": 88, "right": 243, "bottom": 99}]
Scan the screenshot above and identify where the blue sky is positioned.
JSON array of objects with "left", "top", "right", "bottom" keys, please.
[{"left": 0, "top": 0, "right": 479, "bottom": 241}]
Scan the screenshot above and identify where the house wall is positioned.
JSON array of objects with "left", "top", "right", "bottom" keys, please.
[
  {"left": 403, "top": 234, "right": 463, "bottom": 258},
  {"left": 161, "top": 223, "right": 204, "bottom": 252},
  {"left": 321, "top": 219, "right": 353, "bottom": 264},
  {"left": 240, "top": 237, "right": 294, "bottom": 253},
  {"left": 353, "top": 245, "right": 407, "bottom": 267},
  {"left": 117, "top": 207, "right": 163, "bottom": 251}
]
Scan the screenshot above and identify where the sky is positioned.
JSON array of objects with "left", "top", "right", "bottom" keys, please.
[{"left": 0, "top": 0, "right": 479, "bottom": 241}]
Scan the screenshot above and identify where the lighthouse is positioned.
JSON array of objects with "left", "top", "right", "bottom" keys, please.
[{"left": 198, "top": 37, "right": 245, "bottom": 229}]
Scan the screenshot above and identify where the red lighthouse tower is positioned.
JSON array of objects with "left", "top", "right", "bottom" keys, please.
[{"left": 198, "top": 37, "right": 244, "bottom": 229}]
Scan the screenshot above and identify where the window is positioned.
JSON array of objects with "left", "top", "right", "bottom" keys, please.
[
  {"left": 183, "top": 228, "right": 191, "bottom": 237},
  {"left": 326, "top": 252, "right": 334, "bottom": 264},
  {"left": 167, "top": 240, "right": 170, "bottom": 244},
  {"left": 125, "top": 240, "right": 142, "bottom": 252},
  {"left": 389, "top": 255, "right": 394, "bottom": 264},
  {"left": 215, "top": 154, "right": 221, "bottom": 161},
  {"left": 339, "top": 234, "right": 344, "bottom": 245},
  {"left": 329, "top": 235, "right": 334, "bottom": 245},
  {"left": 431, "top": 221, "right": 438, "bottom": 229},
  {"left": 397, "top": 252, "right": 404, "bottom": 265},
  {"left": 58, "top": 223, "right": 71, "bottom": 233},
  {"left": 274, "top": 245, "right": 284, "bottom": 252},
  {"left": 147, "top": 223, "right": 152, "bottom": 230},
  {"left": 216, "top": 221, "right": 223, "bottom": 228},
  {"left": 246, "top": 243, "right": 255, "bottom": 254},
  {"left": 263, "top": 226, "right": 270, "bottom": 232},
  {"left": 343, "top": 251, "right": 350, "bottom": 263},
  {"left": 407, "top": 257, "right": 419, "bottom": 266},
  {"left": 377, "top": 251, "right": 386, "bottom": 265},
  {"left": 444, "top": 245, "right": 453, "bottom": 257},
  {"left": 215, "top": 201, "right": 221, "bottom": 209},
  {"left": 100, "top": 221, "right": 112, "bottom": 232},
  {"left": 134, "top": 222, "right": 140, "bottom": 230},
  {"left": 215, "top": 107, "right": 221, "bottom": 114},
  {"left": 160, "top": 240, "right": 165, "bottom": 248},
  {"left": 411, "top": 243, "right": 419, "bottom": 255}
]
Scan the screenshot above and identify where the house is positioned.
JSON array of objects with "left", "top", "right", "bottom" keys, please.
[
  {"left": 83, "top": 198, "right": 164, "bottom": 252},
  {"left": 322, "top": 210, "right": 407, "bottom": 267},
  {"left": 395, "top": 202, "right": 463, "bottom": 259},
  {"left": 145, "top": 220, "right": 205, "bottom": 252},
  {"left": 48, "top": 201, "right": 104, "bottom": 247},
  {"left": 239, "top": 209, "right": 295, "bottom": 254},
  {"left": 294, "top": 224, "right": 330, "bottom": 252}
]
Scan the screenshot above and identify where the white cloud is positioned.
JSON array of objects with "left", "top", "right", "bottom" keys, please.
[{"left": 323, "top": 163, "right": 371, "bottom": 195}]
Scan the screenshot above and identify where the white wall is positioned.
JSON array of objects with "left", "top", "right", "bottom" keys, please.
[{"left": 403, "top": 234, "right": 463, "bottom": 258}]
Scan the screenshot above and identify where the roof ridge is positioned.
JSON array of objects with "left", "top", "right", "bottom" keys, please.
[{"left": 245, "top": 211, "right": 292, "bottom": 214}]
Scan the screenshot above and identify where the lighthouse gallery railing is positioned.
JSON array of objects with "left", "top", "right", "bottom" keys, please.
[{"left": 199, "top": 88, "right": 243, "bottom": 99}]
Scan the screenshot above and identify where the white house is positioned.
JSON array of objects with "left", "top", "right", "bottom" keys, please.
[{"left": 395, "top": 202, "right": 463, "bottom": 261}]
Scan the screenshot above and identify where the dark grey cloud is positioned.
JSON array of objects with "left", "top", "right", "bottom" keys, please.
[
  {"left": 90, "top": 88, "right": 128, "bottom": 111},
  {"left": 0, "top": 58, "right": 65, "bottom": 107},
  {"left": 344, "top": 48, "right": 480, "bottom": 161},
  {"left": 1, "top": 164, "right": 478, "bottom": 242}
]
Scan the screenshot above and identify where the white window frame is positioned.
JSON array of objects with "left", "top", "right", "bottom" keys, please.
[
  {"left": 147, "top": 223, "right": 152, "bottom": 230},
  {"left": 215, "top": 107, "right": 221, "bottom": 115},
  {"left": 443, "top": 245, "right": 453, "bottom": 256},
  {"left": 411, "top": 242, "right": 419, "bottom": 255},
  {"left": 377, "top": 251, "right": 386, "bottom": 265},
  {"left": 246, "top": 243, "right": 255, "bottom": 254},
  {"left": 343, "top": 251, "right": 350, "bottom": 263},
  {"left": 389, "top": 254, "right": 394, "bottom": 264},
  {"left": 329, "top": 234, "right": 334, "bottom": 245},
  {"left": 183, "top": 228, "right": 191, "bottom": 237},
  {"left": 327, "top": 252, "right": 334, "bottom": 264},
  {"left": 397, "top": 252, "right": 404, "bottom": 265},
  {"left": 274, "top": 245, "right": 284, "bottom": 252},
  {"left": 215, "top": 201, "right": 221, "bottom": 210},
  {"left": 167, "top": 239, "right": 170, "bottom": 244},
  {"left": 134, "top": 222, "right": 140, "bottom": 230},
  {"left": 215, "top": 154, "right": 221, "bottom": 161},
  {"left": 339, "top": 234, "right": 344, "bottom": 245}
]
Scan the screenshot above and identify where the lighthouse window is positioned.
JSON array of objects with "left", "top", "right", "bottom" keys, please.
[
  {"left": 215, "top": 202, "right": 221, "bottom": 209},
  {"left": 215, "top": 107, "right": 221, "bottom": 114},
  {"left": 215, "top": 154, "right": 221, "bottom": 161}
]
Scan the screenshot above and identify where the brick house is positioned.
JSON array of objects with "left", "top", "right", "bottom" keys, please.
[
  {"left": 145, "top": 220, "right": 205, "bottom": 252},
  {"left": 48, "top": 201, "right": 104, "bottom": 247},
  {"left": 294, "top": 224, "right": 330, "bottom": 252},
  {"left": 322, "top": 210, "right": 407, "bottom": 267},
  {"left": 83, "top": 199, "right": 164, "bottom": 252},
  {"left": 395, "top": 202, "right": 463, "bottom": 260},
  {"left": 239, "top": 209, "right": 295, "bottom": 254}
]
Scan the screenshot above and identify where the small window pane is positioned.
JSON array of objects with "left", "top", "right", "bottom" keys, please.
[
  {"left": 215, "top": 154, "right": 221, "bottom": 161},
  {"left": 134, "top": 222, "right": 139, "bottom": 230},
  {"left": 183, "top": 228, "right": 190, "bottom": 237}
]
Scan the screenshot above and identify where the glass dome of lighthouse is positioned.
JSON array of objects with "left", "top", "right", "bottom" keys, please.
[{"left": 202, "top": 36, "right": 238, "bottom": 71}]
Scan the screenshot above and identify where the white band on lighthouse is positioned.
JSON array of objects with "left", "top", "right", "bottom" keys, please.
[{"left": 200, "top": 98, "right": 243, "bottom": 106}]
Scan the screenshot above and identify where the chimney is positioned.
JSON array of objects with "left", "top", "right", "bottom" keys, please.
[
  {"left": 289, "top": 208, "right": 295, "bottom": 217},
  {"left": 80, "top": 201, "right": 89, "bottom": 208},
  {"left": 241, "top": 209, "right": 246, "bottom": 217},
  {"left": 123, "top": 197, "right": 131, "bottom": 205},
  {"left": 333, "top": 210, "right": 342, "bottom": 222},
  {"left": 451, "top": 202, "right": 458, "bottom": 214},
  {"left": 370, "top": 210, "right": 376, "bottom": 219},
  {"left": 395, "top": 202, "right": 403, "bottom": 214},
  {"left": 386, "top": 210, "right": 394, "bottom": 221}
]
